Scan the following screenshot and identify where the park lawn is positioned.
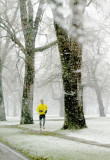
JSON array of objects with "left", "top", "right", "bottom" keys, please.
[{"left": 0, "top": 122, "right": 110, "bottom": 160}]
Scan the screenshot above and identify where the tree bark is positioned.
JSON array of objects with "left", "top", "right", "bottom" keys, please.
[
  {"left": 20, "top": 53, "right": 35, "bottom": 124},
  {"left": 20, "top": 0, "right": 35, "bottom": 123},
  {"left": 48, "top": 0, "right": 86, "bottom": 129},
  {"left": 54, "top": 25, "right": 86, "bottom": 129},
  {"left": 19, "top": 0, "right": 43, "bottom": 124}
]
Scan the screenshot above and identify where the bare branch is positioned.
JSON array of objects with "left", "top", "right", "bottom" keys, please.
[
  {"left": 34, "top": 40, "right": 57, "bottom": 52},
  {"left": 86, "top": 0, "right": 93, "bottom": 7},
  {"left": 0, "top": 18, "right": 25, "bottom": 53}
]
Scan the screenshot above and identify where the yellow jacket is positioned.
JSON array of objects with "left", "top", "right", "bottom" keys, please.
[{"left": 37, "top": 104, "right": 48, "bottom": 115}]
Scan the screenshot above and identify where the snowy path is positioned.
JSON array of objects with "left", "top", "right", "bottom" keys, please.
[
  {"left": 15, "top": 117, "right": 110, "bottom": 145},
  {"left": 15, "top": 125, "right": 110, "bottom": 149},
  {"left": 0, "top": 142, "right": 29, "bottom": 160}
]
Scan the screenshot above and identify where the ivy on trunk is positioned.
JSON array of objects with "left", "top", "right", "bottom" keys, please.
[
  {"left": 48, "top": 0, "right": 87, "bottom": 129},
  {"left": 54, "top": 24, "right": 86, "bottom": 129}
]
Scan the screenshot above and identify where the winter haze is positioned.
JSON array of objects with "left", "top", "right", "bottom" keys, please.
[{"left": 0, "top": 0, "right": 110, "bottom": 160}]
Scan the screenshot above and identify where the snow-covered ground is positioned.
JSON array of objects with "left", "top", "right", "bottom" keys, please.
[
  {"left": 59, "top": 117, "right": 110, "bottom": 145},
  {"left": 0, "top": 117, "right": 110, "bottom": 160},
  {"left": 0, "top": 117, "right": 110, "bottom": 144}
]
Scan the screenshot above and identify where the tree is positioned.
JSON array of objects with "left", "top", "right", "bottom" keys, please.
[
  {"left": 0, "top": 0, "right": 19, "bottom": 120},
  {"left": 48, "top": 0, "right": 87, "bottom": 129},
  {"left": 83, "top": 40, "right": 107, "bottom": 117},
  {"left": 82, "top": 0, "right": 110, "bottom": 116},
  {"left": 0, "top": 0, "right": 57, "bottom": 123}
]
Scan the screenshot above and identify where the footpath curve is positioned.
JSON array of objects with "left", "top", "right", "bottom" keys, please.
[{"left": 0, "top": 142, "right": 29, "bottom": 160}]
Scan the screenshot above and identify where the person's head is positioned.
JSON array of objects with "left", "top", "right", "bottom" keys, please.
[{"left": 40, "top": 99, "right": 44, "bottom": 104}]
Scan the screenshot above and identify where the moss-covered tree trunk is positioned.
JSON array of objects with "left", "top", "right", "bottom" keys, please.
[
  {"left": 0, "top": 59, "right": 6, "bottom": 121},
  {"left": 64, "top": 39, "right": 86, "bottom": 129},
  {"left": 54, "top": 24, "right": 86, "bottom": 129},
  {"left": 48, "top": 0, "right": 87, "bottom": 129}
]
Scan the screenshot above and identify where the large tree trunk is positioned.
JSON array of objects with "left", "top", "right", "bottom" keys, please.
[
  {"left": 48, "top": 0, "right": 86, "bottom": 129},
  {"left": 54, "top": 25, "right": 86, "bottom": 129},
  {"left": 20, "top": 53, "right": 35, "bottom": 124},
  {"left": 20, "top": 0, "right": 35, "bottom": 124},
  {"left": 64, "top": 39, "right": 86, "bottom": 129},
  {"left": 0, "top": 59, "right": 6, "bottom": 121},
  {"left": 20, "top": 22, "right": 35, "bottom": 124},
  {"left": 19, "top": 0, "right": 45, "bottom": 124}
]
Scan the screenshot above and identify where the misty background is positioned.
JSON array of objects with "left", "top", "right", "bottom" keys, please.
[{"left": 1, "top": 0, "right": 110, "bottom": 118}]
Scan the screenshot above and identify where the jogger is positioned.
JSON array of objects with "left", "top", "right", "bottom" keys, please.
[{"left": 37, "top": 100, "right": 48, "bottom": 131}]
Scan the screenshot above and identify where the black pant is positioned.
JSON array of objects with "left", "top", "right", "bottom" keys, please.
[{"left": 39, "top": 115, "right": 45, "bottom": 128}]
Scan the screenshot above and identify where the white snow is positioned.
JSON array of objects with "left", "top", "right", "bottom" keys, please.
[
  {"left": 0, "top": 117, "right": 110, "bottom": 145},
  {"left": 58, "top": 117, "right": 110, "bottom": 144},
  {"left": 0, "top": 120, "right": 110, "bottom": 160}
]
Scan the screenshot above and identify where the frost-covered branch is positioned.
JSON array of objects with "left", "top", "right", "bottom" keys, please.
[
  {"left": 0, "top": 17, "right": 25, "bottom": 53},
  {"left": 86, "top": 0, "right": 93, "bottom": 7},
  {"left": 34, "top": 40, "right": 57, "bottom": 52}
]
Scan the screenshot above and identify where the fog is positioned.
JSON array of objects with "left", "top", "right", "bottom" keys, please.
[{"left": 0, "top": 0, "right": 110, "bottom": 118}]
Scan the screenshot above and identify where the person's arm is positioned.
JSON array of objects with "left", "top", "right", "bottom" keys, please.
[{"left": 45, "top": 105, "right": 48, "bottom": 113}]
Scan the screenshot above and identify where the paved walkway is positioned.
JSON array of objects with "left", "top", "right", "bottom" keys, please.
[
  {"left": 16, "top": 125, "right": 110, "bottom": 149},
  {"left": 0, "top": 142, "right": 29, "bottom": 160}
]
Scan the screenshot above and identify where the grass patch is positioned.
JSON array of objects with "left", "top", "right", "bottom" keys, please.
[{"left": 0, "top": 137, "right": 49, "bottom": 160}]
